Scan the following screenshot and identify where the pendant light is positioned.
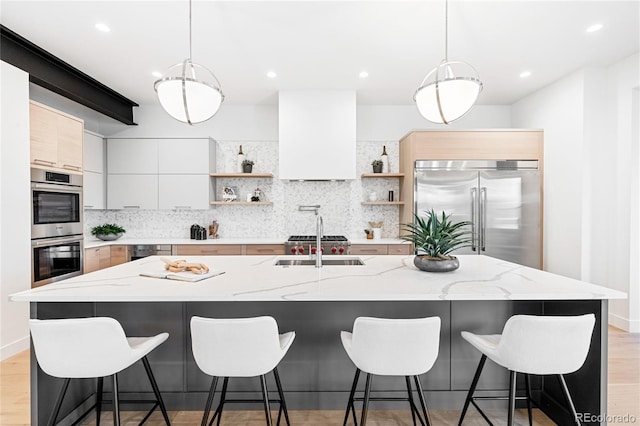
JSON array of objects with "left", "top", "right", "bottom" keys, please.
[
  {"left": 154, "top": 0, "right": 224, "bottom": 125},
  {"left": 413, "top": 0, "right": 482, "bottom": 124}
]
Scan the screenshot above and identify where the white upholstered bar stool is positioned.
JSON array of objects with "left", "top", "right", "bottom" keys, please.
[
  {"left": 458, "top": 314, "right": 596, "bottom": 426},
  {"left": 340, "top": 316, "right": 441, "bottom": 426},
  {"left": 29, "top": 317, "right": 170, "bottom": 426},
  {"left": 190, "top": 316, "right": 295, "bottom": 426}
]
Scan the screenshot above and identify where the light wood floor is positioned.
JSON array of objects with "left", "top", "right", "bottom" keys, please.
[{"left": 1, "top": 327, "right": 637, "bottom": 425}]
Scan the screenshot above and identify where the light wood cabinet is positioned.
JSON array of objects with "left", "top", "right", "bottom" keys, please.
[
  {"left": 110, "top": 245, "right": 128, "bottom": 266},
  {"left": 84, "top": 246, "right": 111, "bottom": 273},
  {"left": 30, "top": 101, "right": 83, "bottom": 173},
  {"left": 350, "top": 245, "right": 388, "bottom": 255},
  {"left": 245, "top": 244, "right": 284, "bottom": 255},
  {"left": 350, "top": 244, "right": 412, "bottom": 255},
  {"left": 174, "top": 245, "right": 243, "bottom": 256}
]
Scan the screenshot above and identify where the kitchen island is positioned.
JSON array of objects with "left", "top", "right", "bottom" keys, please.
[{"left": 11, "top": 255, "right": 625, "bottom": 426}]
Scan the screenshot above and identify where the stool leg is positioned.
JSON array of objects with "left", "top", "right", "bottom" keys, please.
[
  {"left": 507, "top": 371, "right": 516, "bottom": 426},
  {"left": 201, "top": 377, "right": 218, "bottom": 426},
  {"left": 458, "top": 354, "right": 487, "bottom": 426},
  {"left": 413, "top": 376, "right": 432, "bottom": 426},
  {"left": 141, "top": 356, "right": 171, "bottom": 425},
  {"left": 557, "top": 375, "right": 581, "bottom": 426},
  {"left": 96, "top": 377, "right": 104, "bottom": 426},
  {"left": 405, "top": 376, "right": 417, "bottom": 426},
  {"left": 343, "top": 368, "right": 360, "bottom": 426},
  {"left": 273, "top": 367, "right": 291, "bottom": 426},
  {"left": 211, "top": 377, "right": 229, "bottom": 426},
  {"left": 360, "top": 374, "right": 373, "bottom": 426},
  {"left": 260, "top": 374, "right": 273, "bottom": 426},
  {"left": 112, "top": 374, "right": 120, "bottom": 426},
  {"left": 47, "top": 377, "right": 71, "bottom": 426},
  {"left": 524, "top": 374, "right": 533, "bottom": 426}
]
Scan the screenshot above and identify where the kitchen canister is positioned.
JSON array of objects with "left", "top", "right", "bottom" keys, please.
[{"left": 372, "top": 227, "right": 382, "bottom": 239}]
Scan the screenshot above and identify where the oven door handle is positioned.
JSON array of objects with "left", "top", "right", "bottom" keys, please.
[
  {"left": 31, "top": 182, "right": 82, "bottom": 193},
  {"left": 32, "top": 236, "right": 84, "bottom": 247}
]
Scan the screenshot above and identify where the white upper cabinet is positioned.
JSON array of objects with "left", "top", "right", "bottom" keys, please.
[
  {"left": 107, "top": 174, "right": 158, "bottom": 209},
  {"left": 107, "top": 139, "right": 158, "bottom": 174},
  {"left": 158, "top": 138, "right": 210, "bottom": 174},
  {"left": 278, "top": 90, "right": 356, "bottom": 180},
  {"left": 158, "top": 175, "right": 210, "bottom": 210},
  {"left": 83, "top": 130, "right": 105, "bottom": 209},
  {"left": 83, "top": 131, "right": 104, "bottom": 173}
]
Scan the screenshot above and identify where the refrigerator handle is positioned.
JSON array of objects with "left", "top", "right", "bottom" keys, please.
[
  {"left": 470, "top": 188, "right": 477, "bottom": 251},
  {"left": 480, "top": 187, "right": 487, "bottom": 251}
]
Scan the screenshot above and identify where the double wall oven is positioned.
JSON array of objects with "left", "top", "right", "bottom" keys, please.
[{"left": 31, "top": 168, "right": 83, "bottom": 287}]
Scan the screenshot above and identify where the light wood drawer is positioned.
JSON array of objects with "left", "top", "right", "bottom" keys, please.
[
  {"left": 388, "top": 245, "right": 412, "bottom": 255},
  {"left": 349, "top": 244, "right": 388, "bottom": 255},
  {"left": 174, "top": 244, "right": 243, "bottom": 256},
  {"left": 245, "top": 244, "right": 285, "bottom": 255}
]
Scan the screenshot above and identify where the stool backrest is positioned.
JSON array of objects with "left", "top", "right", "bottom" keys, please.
[
  {"left": 350, "top": 316, "right": 441, "bottom": 376},
  {"left": 190, "top": 316, "right": 286, "bottom": 377},
  {"left": 498, "top": 314, "right": 596, "bottom": 375},
  {"left": 29, "top": 317, "right": 133, "bottom": 378}
]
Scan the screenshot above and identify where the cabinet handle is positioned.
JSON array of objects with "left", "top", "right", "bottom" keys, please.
[
  {"left": 123, "top": 205, "right": 140, "bottom": 209},
  {"left": 33, "top": 159, "right": 55, "bottom": 165},
  {"left": 174, "top": 206, "right": 191, "bottom": 209},
  {"left": 255, "top": 249, "right": 273, "bottom": 253},
  {"left": 359, "top": 249, "right": 380, "bottom": 253},
  {"left": 201, "top": 250, "right": 219, "bottom": 254},
  {"left": 62, "top": 164, "right": 82, "bottom": 171}
]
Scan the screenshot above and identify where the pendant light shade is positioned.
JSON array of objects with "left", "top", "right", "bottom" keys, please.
[
  {"left": 154, "top": 60, "right": 224, "bottom": 125},
  {"left": 154, "top": 0, "right": 224, "bottom": 125},
  {"left": 414, "top": 60, "right": 482, "bottom": 124},
  {"left": 414, "top": 0, "right": 482, "bottom": 124}
]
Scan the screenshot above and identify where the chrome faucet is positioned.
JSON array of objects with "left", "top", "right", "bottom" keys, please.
[{"left": 316, "top": 213, "right": 323, "bottom": 268}]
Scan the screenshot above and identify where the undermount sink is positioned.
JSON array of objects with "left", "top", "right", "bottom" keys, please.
[{"left": 274, "top": 257, "right": 365, "bottom": 266}]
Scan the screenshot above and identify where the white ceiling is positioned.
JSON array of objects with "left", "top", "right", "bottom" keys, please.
[{"left": 1, "top": 0, "right": 638, "bottom": 107}]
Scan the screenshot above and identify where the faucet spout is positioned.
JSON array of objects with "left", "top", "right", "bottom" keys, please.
[{"left": 316, "top": 214, "right": 323, "bottom": 268}]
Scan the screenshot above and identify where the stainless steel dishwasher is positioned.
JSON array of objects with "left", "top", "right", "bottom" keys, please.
[{"left": 127, "top": 244, "right": 172, "bottom": 261}]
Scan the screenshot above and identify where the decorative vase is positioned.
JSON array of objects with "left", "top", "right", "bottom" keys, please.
[
  {"left": 242, "top": 164, "right": 253, "bottom": 173},
  {"left": 372, "top": 164, "right": 383, "bottom": 173},
  {"left": 381, "top": 145, "right": 389, "bottom": 173},
  {"left": 413, "top": 255, "right": 459, "bottom": 272},
  {"left": 237, "top": 145, "right": 245, "bottom": 173},
  {"left": 96, "top": 233, "right": 123, "bottom": 241}
]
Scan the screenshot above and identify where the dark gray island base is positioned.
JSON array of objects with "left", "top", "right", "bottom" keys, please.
[{"left": 31, "top": 299, "right": 607, "bottom": 426}]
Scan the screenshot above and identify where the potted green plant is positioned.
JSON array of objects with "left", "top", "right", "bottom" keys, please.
[
  {"left": 371, "top": 159, "right": 383, "bottom": 173},
  {"left": 91, "top": 223, "right": 126, "bottom": 241},
  {"left": 401, "top": 209, "right": 472, "bottom": 272},
  {"left": 242, "top": 159, "right": 255, "bottom": 173}
]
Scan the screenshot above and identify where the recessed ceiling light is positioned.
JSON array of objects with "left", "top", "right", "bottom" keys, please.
[
  {"left": 152, "top": 71, "right": 163, "bottom": 78},
  {"left": 266, "top": 71, "right": 277, "bottom": 79},
  {"left": 519, "top": 71, "right": 532, "bottom": 78},
  {"left": 359, "top": 71, "right": 369, "bottom": 78},
  {"left": 586, "top": 23, "right": 603, "bottom": 33},
  {"left": 95, "top": 23, "right": 110, "bottom": 33}
]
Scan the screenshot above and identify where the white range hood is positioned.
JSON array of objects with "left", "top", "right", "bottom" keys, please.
[{"left": 278, "top": 90, "right": 356, "bottom": 180}]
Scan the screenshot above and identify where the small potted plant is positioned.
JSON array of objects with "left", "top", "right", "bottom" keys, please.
[
  {"left": 401, "top": 209, "right": 472, "bottom": 272},
  {"left": 371, "top": 159, "right": 383, "bottom": 173},
  {"left": 242, "top": 159, "right": 254, "bottom": 173},
  {"left": 91, "top": 223, "right": 126, "bottom": 241}
]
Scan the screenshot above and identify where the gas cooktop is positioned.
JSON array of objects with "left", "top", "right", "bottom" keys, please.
[{"left": 287, "top": 235, "right": 348, "bottom": 242}]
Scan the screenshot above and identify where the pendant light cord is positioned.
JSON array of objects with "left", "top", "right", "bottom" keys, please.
[
  {"left": 188, "top": 0, "right": 193, "bottom": 60},
  {"left": 444, "top": 0, "right": 448, "bottom": 61}
]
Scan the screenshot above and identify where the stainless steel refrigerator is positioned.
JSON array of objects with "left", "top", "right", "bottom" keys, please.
[{"left": 414, "top": 160, "right": 541, "bottom": 269}]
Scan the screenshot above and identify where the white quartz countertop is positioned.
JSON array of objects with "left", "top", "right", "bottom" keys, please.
[
  {"left": 11, "top": 255, "right": 626, "bottom": 303},
  {"left": 84, "top": 238, "right": 408, "bottom": 249}
]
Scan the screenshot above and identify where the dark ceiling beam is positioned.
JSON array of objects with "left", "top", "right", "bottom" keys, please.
[{"left": 0, "top": 25, "right": 138, "bottom": 125}]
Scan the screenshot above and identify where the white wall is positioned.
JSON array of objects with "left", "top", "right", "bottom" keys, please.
[
  {"left": 0, "top": 62, "right": 31, "bottom": 360},
  {"left": 512, "top": 53, "right": 640, "bottom": 331},
  {"left": 512, "top": 70, "right": 586, "bottom": 279}
]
